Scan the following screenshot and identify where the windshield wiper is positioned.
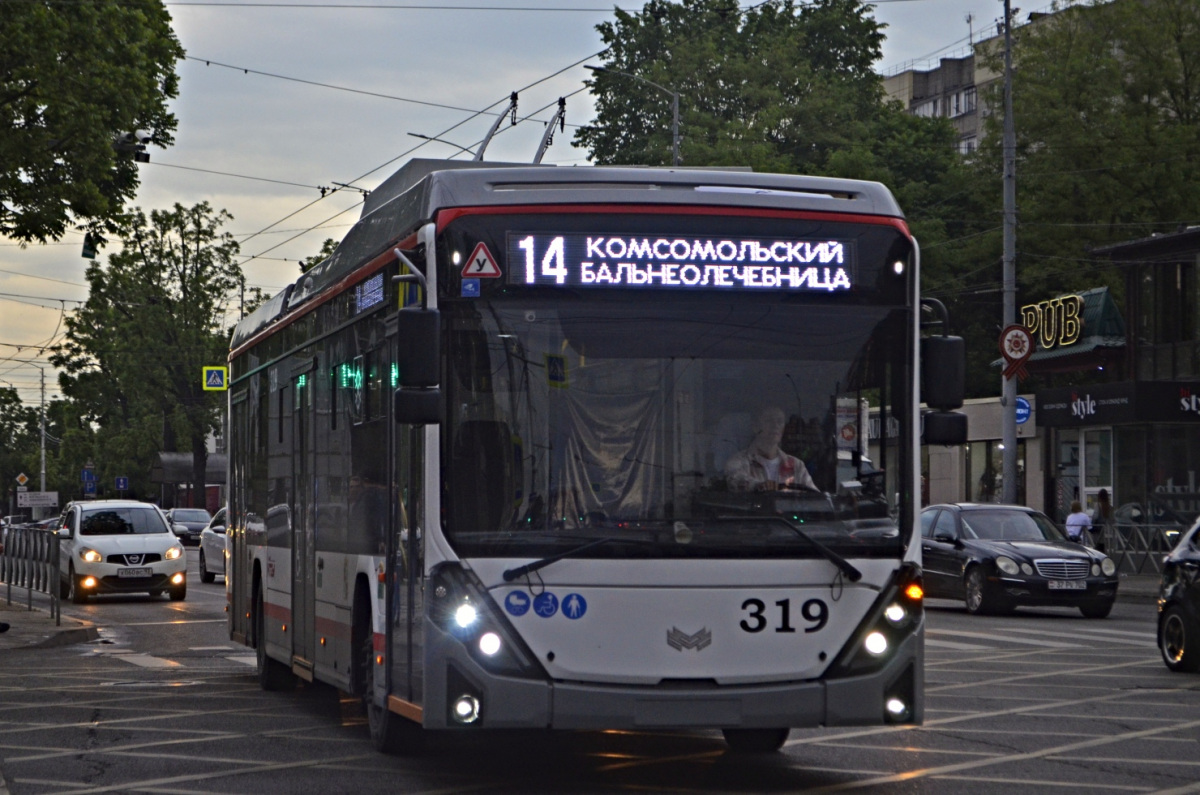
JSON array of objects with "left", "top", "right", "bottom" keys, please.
[
  {"left": 502, "top": 536, "right": 643, "bottom": 582},
  {"left": 712, "top": 516, "right": 862, "bottom": 582}
]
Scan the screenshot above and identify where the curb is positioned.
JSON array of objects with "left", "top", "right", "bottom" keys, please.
[{"left": 28, "top": 625, "right": 99, "bottom": 649}]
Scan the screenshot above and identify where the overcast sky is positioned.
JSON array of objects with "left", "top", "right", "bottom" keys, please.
[{"left": 0, "top": 0, "right": 1033, "bottom": 407}]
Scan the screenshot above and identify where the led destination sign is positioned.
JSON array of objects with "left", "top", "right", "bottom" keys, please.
[{"left": 507, "top": 233, "right": 856, "bottom": 292}]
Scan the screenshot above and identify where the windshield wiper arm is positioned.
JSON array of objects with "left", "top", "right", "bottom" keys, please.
[
  {"left": 715, "top": 516, "right": 862, "bottom": 582},
  {"left": 502, "top": 537, "right": 618, "bottom": 582}
]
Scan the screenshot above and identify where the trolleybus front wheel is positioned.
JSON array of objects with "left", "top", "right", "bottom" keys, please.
[
  {"left": 355, "top": 586, "right": 421, "bottom": 754},
  {"left": 721, "top": 727, "right": 790, "bottom": 753},
  {"left": 255, "top": 583, "right": 296, "bottom": 691}
]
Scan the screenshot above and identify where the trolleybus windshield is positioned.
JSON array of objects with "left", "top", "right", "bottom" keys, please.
[{"left": 441, "top": 295, "right": 909, "bottom": 563}]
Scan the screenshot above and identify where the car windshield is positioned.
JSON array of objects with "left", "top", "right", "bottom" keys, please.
[
  {"left": 172, "top": 509, "right": 211, "bottom": 522},
  {"left": 81, "top": 508, "right": 169, "bottom": 535},
  {"left": 962, "top": 509, "right": 1064, "bottom": 542}
]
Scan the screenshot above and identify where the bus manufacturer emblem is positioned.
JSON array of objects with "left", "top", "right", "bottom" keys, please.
[{"left": 667, "top": 626, "right": 712, "bottom": 652}]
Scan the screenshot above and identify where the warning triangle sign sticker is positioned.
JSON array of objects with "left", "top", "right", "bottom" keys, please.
[{"left": 461, "top": 242, "right": 502, "bottom": 278}]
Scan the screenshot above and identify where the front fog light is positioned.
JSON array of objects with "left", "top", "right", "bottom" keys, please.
[
  {"left": 886, "top": 697, "right": 908, "bottom": 719},
  {"left": 479, "top": 632, "right": 501, "bottom": 656},
  {"left": 884, "top": 604, "right": 906, "bottom": 625},
  {"left": 82, "top": 576, "right": 97, "bottom": 589},
  {"left": 171, "top": 572, "right": 185, "bottom": 585},
  {"left": 455, "top": 604, "right": 478, "bottom": 628},
  {"left": 865, "top": 631, "right": 888, "bottom": 656},
  {"left": 452, "top": 694, "right": 481, "bottom": 724},
  {"left": 1020, "top": 563, "right": 1033, "bottom": 575}
]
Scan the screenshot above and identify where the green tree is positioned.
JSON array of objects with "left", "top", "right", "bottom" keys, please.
[
  {"left": 576, "top": 0, "right": 888, "bottom": 171},
  {"left": 0, "top": 386, "right": 38, "bottom": 517},
  {"left": 0, "top": 0, "right": 184, "bottom": 243},
  {"left": 51, "top": 203, "right": 242, "bottom": 506},
  {"left": 300, "top": 238, "right": 339, "bottom": 273},
  {"left": 977, "top": 0, "right": 1200, "bottom": 303}
]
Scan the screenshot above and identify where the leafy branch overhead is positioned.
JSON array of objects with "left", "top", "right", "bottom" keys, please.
[{"left": 0, "top": 0, "right": 184, "bottom": 243}]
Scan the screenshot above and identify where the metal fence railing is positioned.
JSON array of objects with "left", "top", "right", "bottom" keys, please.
[
  {"left": 1097, "top": 522, "right": 1183, "bottom": 577},
  {"left": 0, "top": 524, "right": 61, "bottom": 624}
]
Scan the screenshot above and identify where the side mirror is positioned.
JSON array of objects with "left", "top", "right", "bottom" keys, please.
[
  {"left": 933, "top": 532, "right": 956, "bottom": 544},
  {"left": 924, "top": 410, "right": 968, "bottom": 446},
  {"left": 57, "top": 527, "right": 70, "bottom": 539},
  {"left": 394, "top": 387, "right": 442, "bottom": 425},
  {"left": 921, "top": 335, "right": 965, "bottom": 410},
  {"left": 395, "top": 308, "right": 440, "bottom": 388}
]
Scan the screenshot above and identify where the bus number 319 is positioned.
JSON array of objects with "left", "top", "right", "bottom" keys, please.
[{"left": 740, "top": 598, "right": 829, "bottom": 634}]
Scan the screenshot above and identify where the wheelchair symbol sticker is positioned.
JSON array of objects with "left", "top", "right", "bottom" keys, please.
[
  {"left": 504, "top": 591, "right": 530, "bottom": 617},
  {"left": 533, "top": 592, "right": 559, "bottom": 618}
]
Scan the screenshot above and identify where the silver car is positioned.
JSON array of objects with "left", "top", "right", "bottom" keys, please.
[{"left": 199, "top": 507, "right": 227, "bottom": 583}]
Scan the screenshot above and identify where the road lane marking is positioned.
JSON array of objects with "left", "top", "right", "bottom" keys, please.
[
  {"left": 117, "top": 655, "right": 181, "bottom": 669},
  {"left": 927, "top": 628, "right": 1081, "bottom": 648},
  {"left": 998, "top": 626, "right": 1151, "bottom": 645},
  {"left": 926, "top": 638, "right": 993, "bottom": 650}
]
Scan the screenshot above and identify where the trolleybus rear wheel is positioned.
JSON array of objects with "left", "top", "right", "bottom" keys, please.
[{"left": 721, "top": 727, "right": 790, "bottom": 753}]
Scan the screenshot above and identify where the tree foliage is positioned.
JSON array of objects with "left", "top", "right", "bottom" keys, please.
[
  {"left": 576, "top": 0, "right": 890, "bottom": 172},
  {"left": 953, "top": 0, "right": 1200, "bottom": 394},
  {"left": 0, "top": 0, "right": 184, "bottom": 243},
  {"left": 51, "top": 203, "right": 242, "bottom": 504},
  {"left": 300, "top": 238, "right": 339, "bottom": 273}
]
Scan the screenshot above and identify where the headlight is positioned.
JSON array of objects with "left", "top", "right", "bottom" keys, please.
[
  {"left": 1020, "top": 563, "right": 1034, "bottom": 576},
  {"left": 996, "top": 556, "right": 1020, "bottom": 575},
  {"left": 1101, "top": 557, "right": 1116, "bottom": 576},
  {"left": 165, "top": 545, "right": 184, "bottom": 560},
  {"left": 431, "top": 564, "right": 543, "bottom": 678},
  {"left": 79, "top": 547, "right": 102, "bottom": 563}
]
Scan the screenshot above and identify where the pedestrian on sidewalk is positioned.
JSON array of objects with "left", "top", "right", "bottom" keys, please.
[
  {"left": 1091, "top": 488, "right": 1113, "bottom": 552},
  {"left": 1066, "top": 500, "right": 1093, "bottom": 545}
]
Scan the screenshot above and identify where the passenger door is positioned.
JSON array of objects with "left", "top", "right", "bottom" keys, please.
[{"left": 291, "top": 367, "right": 316, "bottom": 666}]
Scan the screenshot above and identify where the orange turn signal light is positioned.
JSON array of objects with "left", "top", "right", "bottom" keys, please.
[{"left": 904, "top": 583, "right": 924, "bottom": 601}]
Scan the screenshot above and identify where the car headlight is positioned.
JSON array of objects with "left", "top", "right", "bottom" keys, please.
[
  {"left": 1101, "top": 557, "right": 1116, "bottom": 576},
  {"left": 995, "top": 556, "right": 1020, "bottom": 575},
  {"left": 79, "top": 547, "right": 102, "bottom": 563},
  {"left": 165, "top": 545, "right": 184, "bottom": 560}
]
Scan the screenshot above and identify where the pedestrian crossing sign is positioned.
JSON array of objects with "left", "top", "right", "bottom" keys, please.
[{"left": 203, "top": 366, "right": 229, "bottom": 391}]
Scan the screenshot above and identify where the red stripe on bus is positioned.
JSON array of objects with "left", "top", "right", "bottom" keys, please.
[
  {"left": 374, "top": 632, "right": 385, "bottom": 653},
  {"left": 264, "top": 601, "right": 291, "bottom": 622},
  {"left": 228, "top": 230, "right": 420, "bottom": 360},
  {"left": 314, "top": 614, "right": 351, "bottom": 641},
  {"left": 435, "top": 204, "right": 912, "bottom": 236}
]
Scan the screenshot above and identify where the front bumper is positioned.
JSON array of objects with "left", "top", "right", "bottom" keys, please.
[
  {"left": 74, "top": 562, "right": 186, "bottom": 594},
  {"left": 992, "top": 575, "right": 1118, "bottom": 606},
  {"left": 418, "top": 616, "right": 923, "bottom": 731}
]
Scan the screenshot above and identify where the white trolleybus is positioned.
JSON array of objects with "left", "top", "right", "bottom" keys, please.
[{"left": 226, "top": 159, "right": 967, "bottom": 753}]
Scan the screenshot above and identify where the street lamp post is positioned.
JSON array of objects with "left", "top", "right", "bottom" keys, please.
[{"left": 585, "top": 65, "right": 679, "bottom": 167}]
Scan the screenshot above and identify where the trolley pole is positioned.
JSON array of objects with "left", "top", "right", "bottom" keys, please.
[{"left": 1001, "top": 0, "right": 1019, "bottom": 505}]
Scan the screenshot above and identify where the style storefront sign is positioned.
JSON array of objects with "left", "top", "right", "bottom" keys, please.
[{"left": 1037, "top": 382, "right": 1200, "bottom": 427}]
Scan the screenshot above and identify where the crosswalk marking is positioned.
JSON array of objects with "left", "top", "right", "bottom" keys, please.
[
  {"left": 117, "top": 654, "right": 182, "bottom": 669},
  {"left": 927, "top": 638, "right": 994, "bottom": 651},
  {"left": 999, "top": 627, "right": 1151, "bottom": 645}
]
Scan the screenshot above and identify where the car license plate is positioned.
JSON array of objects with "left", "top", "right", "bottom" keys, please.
[
  {"left": 117, "top": 567, "right": 152, "bottom": 578},
  {"left": 1047, "top": 580, "right": 1086, "bottom": 590}
]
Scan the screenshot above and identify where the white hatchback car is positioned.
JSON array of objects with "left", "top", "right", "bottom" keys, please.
[
  {"left": 198, "top": 506, "right": 227, "bottom": 583},
  {"left": 57, "top": 500, "right": 187, "bottom": 603}
]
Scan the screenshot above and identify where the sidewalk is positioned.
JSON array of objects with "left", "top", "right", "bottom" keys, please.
[{"left": 0, "top": 594, "right": 97, "bottom": 651}]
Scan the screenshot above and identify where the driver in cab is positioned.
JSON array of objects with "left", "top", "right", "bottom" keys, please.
[{"left": 725, "top": 406, "right": 817, "bottom": 492}]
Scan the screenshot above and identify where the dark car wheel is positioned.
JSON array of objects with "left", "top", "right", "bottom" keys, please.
[
  {"left": 964, "top": 567, "right": 989, "bottom": 614},
  {"left": 1079, "top": 600, "right": 1114, "bottom": 619},
  {"left": 1159, "top": 604, "right": 1200, "bottom": 672},
  {"left": 199, "top": 550, "right": 216, "bottom": 584}
]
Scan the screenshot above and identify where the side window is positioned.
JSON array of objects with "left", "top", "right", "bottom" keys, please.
[
  {"left": 934, "top": 510, "right": 958, "bottom": 540},
  {"left": 920, "top": 510, "right": 938, "bottom": 538}
]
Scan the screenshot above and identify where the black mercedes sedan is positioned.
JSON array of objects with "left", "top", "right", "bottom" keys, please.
[
  {"left": 1158, "top": 517, "right": 1200, "bottom": 672},
  {"left": 165, "top": 507, "right": 211, "bottom": 546},
  {"left": 921, "top": 503, "right": 1119, "bottom": 618}
]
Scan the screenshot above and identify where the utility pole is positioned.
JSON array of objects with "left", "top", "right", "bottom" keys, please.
[
  {"left": 1001, "top": 0, "right": 1019, "bottom": 504},
  {"left": 39, "top": 367, "right": 46, "bottom": 518}
]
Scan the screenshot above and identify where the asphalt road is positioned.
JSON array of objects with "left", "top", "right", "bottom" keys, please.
[{"left": 1, "top": 554, "right": 1197, "bottom": 794}]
